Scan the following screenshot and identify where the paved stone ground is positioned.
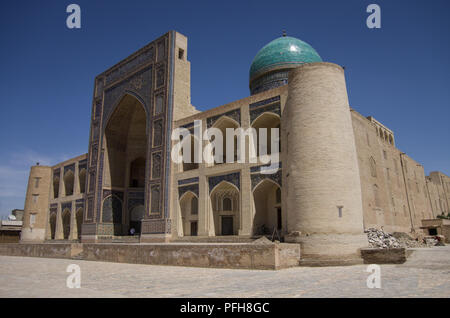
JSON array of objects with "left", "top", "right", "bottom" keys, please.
[{"left": 0, "top": 246, "right": 449, "bottom": 298}]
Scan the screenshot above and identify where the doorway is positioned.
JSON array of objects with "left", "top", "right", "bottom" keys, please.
[
  {"left": 221, "top": 216, "right": 233, "bottom": 235},
  {"left": 190, "top": 221, "right": 198, "bottom": 236}
]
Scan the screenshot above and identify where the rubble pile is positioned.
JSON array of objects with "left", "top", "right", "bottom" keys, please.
[
  {"left": 366, "top": 228, "right": 445, "bottom": 248},
  {"left": 392, "top": 232, "right": 428, "bottom": 248},
  {"left": 365, "top": 228, "right": 402, "bottom": 248}
]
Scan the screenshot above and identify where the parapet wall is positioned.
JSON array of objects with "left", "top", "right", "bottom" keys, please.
[{"left": 0, "top": 242, "right": 300, "bottom": 270}]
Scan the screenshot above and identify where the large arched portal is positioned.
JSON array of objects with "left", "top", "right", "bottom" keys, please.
[
  {"left": 252, "top": 179, "right": 281, "bottom": 235},
  {"left": 103, "top": 94, "right": 148, "bottom": 235},
  {"left": 210, "top": 181, "right": 240, "bottom": 236}
]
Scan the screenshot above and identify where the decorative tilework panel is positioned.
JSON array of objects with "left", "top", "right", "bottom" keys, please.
[
  {"left": 208, "top": 172, "right": 240, "bottom": 193},
  {"left": 249, "top": 102, "right": 281, "bottom": 124},
  {"left": 154, "top": 93, "right": 164, "bottom": 115},
  {"left": 250, "top": 169, "right": 282, "bottom": 190},
  {"left": 64, "top": 164, "right": 75, "bottom": 175},
  {"left": 61, "top": 201, "right": 72, "bottom": 212},
  {"left": 103, "top": 66, "right": 152, "bottom": 130},
  {"left": 151, "top": 152, "right": 162, "bottom": 179},
  {"left": 178, "top": 184, "right": 199, "bottom": 198},
  {"left": 150, "top": 185, "right": 160, "bottom": 213},
  {"left": 141, "top": 218, "right": 171, "bottom": 234},
  {"left": 105, "top": 45, "right": 154, "bottom": 86},
  {"left": 206, "top": 108, "right": 241, "bottom": 128},
  {"left": 153, "top": 119, "right": 163, "bottom": 147}
]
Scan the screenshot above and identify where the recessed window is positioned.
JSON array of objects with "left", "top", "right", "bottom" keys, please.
[
  {"left": 32, "top": 194, "right": 39, "bottom": 204},
  {"left": 30, "top": 214, "right": 36, "bottom": 225},
  {"left": 178, "top": 48, "right": 184, "bottom": 60},
  {"left": 337, "top": 206, "right": 343, "bottom": 218},
  {"left": 34, "top": 177, "right": 40, "bottom": 188},
  {"left": 223, "top": 197, "right": 232, "bottom": 211}
]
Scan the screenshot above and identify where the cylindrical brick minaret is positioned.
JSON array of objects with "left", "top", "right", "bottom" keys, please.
[
  {"left": 284, "top": 62, "right": 367, "bottom": 264},
  {"left": 21, "top": 165, "right": 52, "bottom": 242}
]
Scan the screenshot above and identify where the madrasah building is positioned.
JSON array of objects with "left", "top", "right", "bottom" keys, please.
[{"left": 20, "top": 31, "right": 450, "bottom": 262}]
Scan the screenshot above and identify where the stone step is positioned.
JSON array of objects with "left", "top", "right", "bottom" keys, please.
[
  {"left": 171, "top": 235, "right": 256, "bottom": 243},
  {"left": 96, "top": 236, "right": 140, "bottom": 243}
]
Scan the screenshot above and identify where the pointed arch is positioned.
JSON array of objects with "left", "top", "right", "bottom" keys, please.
[
  {"left": 103, "top": 91, "right": 149, "bottom": 134},
  {"left": 210, "top": 180, "right": 240, "bottom": 195},
  {"left": 251, "top": 112, "right": 281, "bottom": 156},
  {"left": 211, "top": 116, "right": 240, "bottom": 164},
  {"left": 210, "top": 180, "right": 240, "bottom": 236},
  {"left": 104, "top": 93, "right": 148, "bottom": 189},
  {"left": 101, "top": 195, "right": 123, "bottom": 227},
  {"left": 63, "top": 170, "right": 74, "bottom": 196},
  {"left": 252, "top": 177, "right": 281, "bottom": 193}
]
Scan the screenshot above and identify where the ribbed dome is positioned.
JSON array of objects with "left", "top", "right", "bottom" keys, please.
[{"left": 249, "top": 36, "right": 322, "bottom": 95}]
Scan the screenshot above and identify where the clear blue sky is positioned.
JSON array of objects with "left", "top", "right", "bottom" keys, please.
[{"left": 0, "top": 0, "right": 449, "bottom": 218}]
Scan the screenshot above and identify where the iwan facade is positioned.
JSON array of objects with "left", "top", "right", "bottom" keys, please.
[{"left": 20, "top": 31, "right": 450, "bottom": 262}]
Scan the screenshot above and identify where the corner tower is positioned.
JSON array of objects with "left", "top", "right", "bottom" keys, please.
[
  {"left": 21, "top": 164, "right": 52, "bottom": 242},
  {"left": 283, "top": 62, "right": 367, "bottom": 264}
]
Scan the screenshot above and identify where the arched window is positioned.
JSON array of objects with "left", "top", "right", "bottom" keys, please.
[
  {"left": 64, "top": 171, "right": 74, "bottom": 196},
  {"left": 223, "top": 197, "right": 232, "bottom": 211},
  {"left": 191, "top": 196, "right": 198, "bottom": 215},
  {"left": 369, "top": 157, "right": 377, "bottom": 178}
]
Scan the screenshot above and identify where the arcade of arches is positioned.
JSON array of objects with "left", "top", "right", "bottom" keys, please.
[{"left": 47, "top": 208, "right": 84, "bottom": 240}]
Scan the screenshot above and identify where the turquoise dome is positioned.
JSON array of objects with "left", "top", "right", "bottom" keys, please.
[{"left": 249, "top": 36, "right": 322, "bottom": 83}]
